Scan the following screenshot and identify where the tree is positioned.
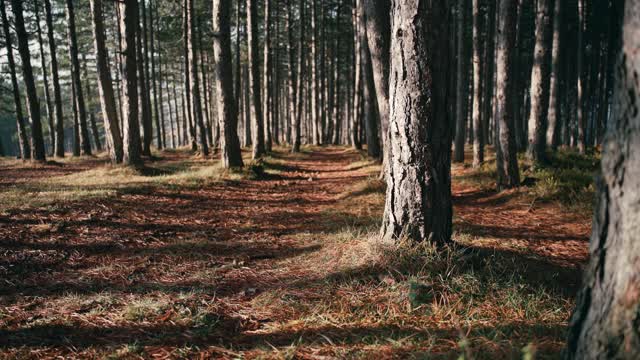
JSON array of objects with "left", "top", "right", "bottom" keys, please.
[
  {"left": 1, "top": 0, "right": 30, "bottom": 160},
  {"left": 453, "top": 0, "right": 469, "bottom": 163},
  {"left": 150, "top": 0, "right": 162, "bottom": 150},
  {"left": 43, "top": 0, "right": 65, "bottom": 157},
  {"left": 11, "top": 0, "right": 47, "bottom": 161},
  {"left": 566, "top": 1, "right": 640, "bottom": 357},
  {"left": 364, "top": 0, "right": 391, "bottom": 165},
  {"left": 66, "top": 0, "right": 92, "bottom": 156},
  {"left": 526, "top": 0, "right": 555, "bottom": 163},
  {"left": 546, "top": 0, "right": 563, "bottom": 150},
  {"left": 138, "top": 0, "right": 153, "bottom": 156},
  {"left": 495, "top": 0, "right": 520, "bottom": 189},
  {"left": 291, "top": 0, "right": 305, "bottom": 153},
  {"left": 90, "top": 0, "right": 123, "bottom": 163},
  {"left": 360, "top": 19, "right": 380, "bottom": 159},
  {"left": 381, "top": 0, "right": 452, "bottom": 244},
  {"left": 212, "top": 0, "right": 244, "bottom": 168},
  {"left": 310, "top": 0, "right": 321, "bottom": 145},
  {"left": 471, "top": 0, "right": 484, "bottom": 168},
  {"left": 120, "top": 0, "right": 142, "bottom": 166},
  {"left": 187, "top": 0, "right": 209, "bottom": 156},
  {"left": 350, "top": 0, "right": 362, "bottom": 150},
  {"left": 33, "top": 0, "right": 55, "bottom": 154},
  {"left": 247, "top": 0, "right": 265, "bottom": 158}
]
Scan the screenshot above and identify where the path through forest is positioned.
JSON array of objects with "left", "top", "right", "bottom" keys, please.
[{"left": 0, "top": 147, "right": 590, "bottom": 358}]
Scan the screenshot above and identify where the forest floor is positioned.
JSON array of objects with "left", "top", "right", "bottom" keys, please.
[{"left": 0, "top": 146, "right": 595, "bottom": 359}]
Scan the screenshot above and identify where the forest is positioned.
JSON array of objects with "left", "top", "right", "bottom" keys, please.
[{"left": 0, "top": 0, "right": 639, "bottom": 358}]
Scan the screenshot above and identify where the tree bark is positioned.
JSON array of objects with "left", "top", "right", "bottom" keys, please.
[
  {"left": 82, "top": 52, "right": 103, "bottom": 152},
  {"left": 149, "top": 0, "right": 162, "bottom": 150},
  {"left": 212, "top": 0, "right": 244, "bottom": 168},
  {"left": 292, "top": 0, "right": 306, "bottom": 152},
  {"left": 381, "top": 0, "right": 452, "bottom": 245},
  {"left": 1, "top": 0, "right": 30, "bottom": 160},
  {"left": 566, "top": 1, "right": 640, "bottom": 357},
  {"left": 120, "top": 0, "right": 142, "bottom": 166},
  {"left": 263, "top": 0, "right": 273, "bottom": 152},
  {"left": 310, "top": 0, "right": 321, "bottom": 145},
  {"left": 138, "top": 0, "right": 153, "bottom": 156},
  {"left": 42, "top": 0, "right": 65, "bottom": 157},
  {"left": 526, "top": 0, "right": 555, "bottom": 163},
  {"left": 453, "top": 0, "right": 469, "bottom": 163},
  {"left": 66, "top": 0, "right": 92, "bottom": 156},
  {"left": 546, "top": 0, "right": 563, "bottom": 150},
  {"left": 90, "top": 0, "right": 124, "bottom": 163},
  {"left": 247, "top": 0, "right": 265, "bottom": 158},
  {"left": 350, "top": 0, "right": 362, "bottom": 150},
  {"left": 33, "top": 0, "right": 55, "bottom": 155},
  {"left": 471, "top": 0, "right": 484, "bottom": 168},
  {"left": 495, "top": 0, "right": 521, "bottom": 189},
  {"left": 360, "top": 23, "right": 381, "bottom": 159}
]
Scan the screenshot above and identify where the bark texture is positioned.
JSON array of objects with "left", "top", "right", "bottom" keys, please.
[
  {"left": 212, "top": 0, "right": 244, "bottom": 168},
  {"left": 120, "top": 0, "right": 142, "bottom": 166},
  {"left": 381, "top": 0, "right": 452, "bottom": 244},
  {"left": 546, "top": 0, "right": 563, "bottom": 149},
  {"left": 247, "top": 0, "right": 265, "bottom": 158},
  {"left": 471, "top": 0, "right": 484, "bottom": 168},
  {"left": 43, "top": 0, "right": 65, "bottom": 157},
  {"left": 90, "top": 0, "right": 124, "bottom": 163},
  {"left": 566, "top": 1, "right": 640, "bottom": 357}
]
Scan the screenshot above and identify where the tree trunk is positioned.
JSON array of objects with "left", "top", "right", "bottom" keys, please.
[
  {"left": 150, "top": 0, "right": 162, "bottom": 150},
  {"left": 310, "top": 0, "right": 321, "bottom": 145},
  {"left": 453, "top": 0, "right": 469, "bottom": 163},
  {"left": 43, "top": 0, "right": 65, "bottom": 158},
  {"left": 120, "top": 0, "right": 142, "bottom": 166},
  {"left": 82, "top": 52, "right": 103, "bottom": 152},
  {"left": 381, "top": 0, "right": 452, "bottom": 245},
  {"left": 90, "top": 0, "right": 124, "bottom": 163},
  {"left": 360, "top": 21, "right": 381, "bottom": 159},
  {"left": 139, "top": 0, "right": 153, "bottom": 156},
  {"left": 286, "top": 0, "right": 297, "bottom": 151},
  {"left": 577, "top": 0, "right": 586, "bottom": 153},
  {"left": 292, "top": 0, "right": 305, "bottom": 152},
  {"left": 247, "top": 0, "right": 265, "bottom": 158},
  {"left": 526, "top": 0, "right": 555, "bottom": 163},
  {"left": 364, "top": 0, "right": 390, "bottom": 164},
  {"left": 66, "top": 0, "right": 92, "bottom": 156},
  {"left": 1, "top": 0, "right": 30, "bottom": 160},
  {"left": 187, "top": 0, "right": 209, "bottom": 156},
  {"left": 471, "top": 0, "right": 484, "bottom": 168},
  {"left": 566, "top": 1, "right": 640, "bottom": 357},
  {"left": 243, "top": 64, "right": 252, "bottom": 147},
  {"left": 34, "top": 0, "right": 55, "bottom": 155},
  {"left": 351, "top": 0, "right": 362, "bottom": 150},
  {"left": 546, "top": 0, "right": 563, "bottom": 150},
  {"left": 263, "top": 0, "right": 273, "bottom": 152},
  {"left": 213, "top": 0, "right": 244, "bottom": 168},
  {"left": 11, "top": 0, "right": 47, "bottom": 161},
  {"left": 495, "top": 0, "right": 521, "bottom": 189}
]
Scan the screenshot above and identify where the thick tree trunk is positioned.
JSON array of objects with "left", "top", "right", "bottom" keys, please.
[
  {"left": 34, "top": 0, "right": 55, "bottom": 155},
  {"left": 11, "top": 0, "right": 47, "bottom": 161},
  {"left": 213, "top": 0, "right": 244, "bottom": 168},
  {"left": 364, "top": 0, "right": 390, "bottom": 164},
  {"left": 1, "top": 0, "right": 30, "bottom": 160},
  {"left": 66, "top": 0, "right": 92, "bottom": 156},
  {"left": 453, "top": 0, "right": 469, "bottom": 163},
  {"left": 526, "top": 0, "right": 555, "bottom": 163},
  {"left": 90, "top": 0, "right": 123, "bottom": 163},
  {"left": 546, "top": 0, "right": 563, "bottom": 150},
  {"left": 43, "top": 0, "right": 65, "bottom": 158},
  {"left": 566, "top": 1, "right": 640, "bottom": 357},
  {"left": 381, "top": 0, "right": 452, "bottom": 245},
  {"left": 495, "top": 0, "right": 521, "bottom": 189},
  {"left": 120, "top": 0, "right": 142, "bottom": 166},
  {"left": 247, "top": 0, "right": 265, "bottom": 158},
  {"left": 360, "top": 26, "right": 381, "bottom": 159},
  {"left": 471, "top": 0, "right": 484, "bottom": 168}
]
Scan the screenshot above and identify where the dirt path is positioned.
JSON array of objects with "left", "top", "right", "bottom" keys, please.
[{"left": 0, "top": 148, "right": 590, "bottom": 358}]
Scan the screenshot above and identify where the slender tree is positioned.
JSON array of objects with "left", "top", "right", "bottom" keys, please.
[
  {"left": 471, "top": 0, "right": 484, "bottom": 168},
  {"left": 66, "top": 0, "right": 92, "bottom": 156},
  {"left": 566, "top": 0, "right": 640, "bottom": 357},
  {"left": 90, "top": 0, "right": 123, "bottom": 163},
  {"left": 138, "top": 0, "right": 153, "bottom": 156},
  {"left": 381, "top": 0, "right": 452, "bottom": 244},
  {"left": 82, "top": 52, "right": 103, "bottom": 151},
  {"left": 546, "top": 0, "right": 563, "bottom": 149},
  {"left": 350, "top": 0, "right": 362, "bottom": 150},
  {"left": 526, "top": 0, "right": 555, "bottom": 163},
  {"left": 150, "top": 0, "right": 162, "bottom": 150},
  {"left": 310, "top": 0, "right": 321, "bottom": 145},
  {"left": 495, "top": 0, "right": 521, "bottom": 189},
  {"left": 120, "top": 0, "right": 142, "bottom": 165},
  {"left": 42, "top": 0, "right": 65, "bottom": 157},
  {"left": 247, "top": 0, "right": 265, "bottom": 158},
  {"left": 453, "top": 0, "right": 470, "bottom": 163},
  {"left": 11, "top": 0, "right": 47, "bottom": 161},
  {"left": 187, "top": 0, "right": 209, "bottom": 156},
  {"left": 292, "top": 0, "right": 305, "bottom": 152},
  {"left": 33, "top": 0, "right": 55, "bottom": 153},
  {"left": 263, "top": 0, "right": 273, "bottom": 152},
  {"left": 1, "top": 0, "right": 30, "bottom": 160}
]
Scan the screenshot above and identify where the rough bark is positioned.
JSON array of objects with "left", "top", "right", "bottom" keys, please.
[
  {"left": 247, "top": 0, "right": 265, "bottom": 158},
  {"left": 1, "top": 0, "right": 30, "bottom": 160},
  {"left": 138, "top": 0, "right": 153, "bottom": 156},
  {"left": 566, "top": 1, "right": 640, "bottom": 357},
  {"left": 526, "top": 0, "right": 555, "bottom": 163},
  {"left": 150, "top": 0, "right": 162, "bottom": 150},
  {"left": 66, "top": 0, "right": 92, "bottom": 156},
  {"left": 495, "top": 0, "right": 521, "bottom": 189},
  {"left": 310, "top": 0, "right": 321, "bottom": 145},
  {"left": 381, "top": 0, "right": 452, "bottom": 245},
  {"left": 361, "top": 27, "right": 381, "bottom": 159},
  {"left": 471, "top": 0, "right": 484, "bottom": 168},
  {"left": 453, "top": 0, "right": 469, "bottom": 163},
  {"left": 42, "top": 0, "right": 65, "bottom": 157},
  {"left": 11, "top": 0, "right": 47, "bottom": 161},
  {"left": 187, "top": 0, "right": 209, "bottom": 156},
  {"left": 90, "top": 0, "right": 124, "bottom": 163},
  {"left": 82, "top": 52, "right": 102, "bottom": 152},
  {"left": 546, "top": 0, "right": 563, "bottom": 149},
  {"left": 263, "top": 0, "right": 273, "bottom": 152},
  {"left": 286, "top": 0, "right": 298, "bottom": 151},
  {"left": 34, "top": 0, "right": 55, "bottom": 154},
  {"left": 212, "top": 0, "right": 244, "bottom": 168},
  {"left": 292, "top": 0, "right": 305, "bottom": 153},
  {"left": 120, "top": 0, "right": 142, "bottom": 166},
  {"left": 350, "top": 0, "right": 362, "bottom": 150},
  {"left": 364, "top": 0, "right": 390, "bottom": 163}
]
